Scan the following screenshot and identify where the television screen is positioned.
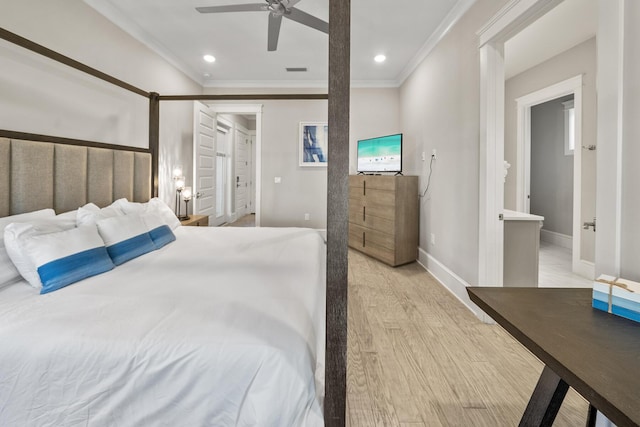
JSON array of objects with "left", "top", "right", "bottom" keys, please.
[{"left": 357, "top": 133, "right": 402, "bottom": 173}]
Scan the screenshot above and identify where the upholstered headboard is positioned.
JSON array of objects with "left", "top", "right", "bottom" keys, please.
[{"left": 0, "top": 137, "right": 152, "bottom": 217}]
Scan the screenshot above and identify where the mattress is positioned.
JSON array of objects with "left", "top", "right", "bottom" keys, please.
[{"left": 0, "top": 226, "right": 326, "bottom": 426}]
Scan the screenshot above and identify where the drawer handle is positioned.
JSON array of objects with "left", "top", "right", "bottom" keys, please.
[
  {"left": 362, "top": 231, "right": 365, "bottom": 247},
  {"left": 363, "top": 181, "right": 366, "bottom": 196},
  {"left": 363, "top": 206, "right": 366, "bottom": 222}
]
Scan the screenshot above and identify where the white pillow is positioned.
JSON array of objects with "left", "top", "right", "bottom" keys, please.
[
  {"left": 76, "top": 203, "right": 123, "bottom": 226},
  {"left": 148, "top": 198, "right": 181, "bottom": 230},
  {"left": 0, "top": 209, "right": 56, "bottom": 288},
  {"left": 4, "top": 218, "right": 78, "bottom": 288},
  {"left": 96, "top": 215, "right": 156, "bottom": 265},
  {"left": 142, "top": 213, "right": 176, "bottom": 249},
  {"left": 56, "top": 210, "right": 78, "bottom": 221},
  {"left": 20, "top": 226, "right": 115, "bottom": 294},
  {"left": 116, "top": 197, "right": 181, "bottom": 231},
  {"left": 112, "top": 198, "right": 146, "bottom": 215}
]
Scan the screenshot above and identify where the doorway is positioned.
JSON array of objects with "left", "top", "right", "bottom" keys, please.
[
  {"left": 478, "top": 0, "right": 597, "bottom": 287},
  {"left": 514, "top": 76, "right": 595, "bottom": 282},
  {"left": 203, "top": 103, "right": 262, "bottom": 226}
]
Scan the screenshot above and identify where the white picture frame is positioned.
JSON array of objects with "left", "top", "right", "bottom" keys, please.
[{"left": 299, "top": 122, "right": 328, "bottom": 167}]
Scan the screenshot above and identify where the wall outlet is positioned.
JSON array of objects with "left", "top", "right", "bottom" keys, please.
[
  {"left": 304, "top": 213, "right": 310, "bottom": 221},
  {"left": 421, "top": 151, "right": 426, "bottom": 161},
  {"left": 430, "top": 233, "right": 436, "bottom": 245},
  {"left": 274, "top": 176, "right": 281, "bottom": 184},
  {"left": 432, "top": 149, "right": 437, "bottom": 160}
]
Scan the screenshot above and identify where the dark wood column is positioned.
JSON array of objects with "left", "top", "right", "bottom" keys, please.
[
  {"left": 325, "top": 0, "right": 350, "bottom": 425},
  {"left": 149, "top": 92, "right": 160, "bottom": 197}
]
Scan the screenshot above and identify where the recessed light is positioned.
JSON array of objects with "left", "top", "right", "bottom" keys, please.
[
  {"left": 374, "top": 54, "right": 386, "bottom": 63},
  {"left": 203, "top": 73, "right": 211, "bottom": 78},
  {"left": 203, "top": 54, "right": 216, "bottom": 63}
]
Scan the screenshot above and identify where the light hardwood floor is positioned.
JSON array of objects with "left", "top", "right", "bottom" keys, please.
[{"left": 346, "top": 249, "right": 588, "bottom": 426}]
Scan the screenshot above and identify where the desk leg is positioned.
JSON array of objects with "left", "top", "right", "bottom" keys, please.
[
  {"left": 586, "top": 404, "right": 597, "bottom": 427},
  {"left": 518, "top": 366, "right": 569, "bottom": 427}
]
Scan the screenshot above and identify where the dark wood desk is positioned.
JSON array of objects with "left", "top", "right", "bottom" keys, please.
[{"left": 467, "top": 287, "right": 640, "bottom": 427}]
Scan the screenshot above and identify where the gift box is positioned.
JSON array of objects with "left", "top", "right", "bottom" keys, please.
[{"left": 592, "top": 274, "right": 640, "bottom": 323}]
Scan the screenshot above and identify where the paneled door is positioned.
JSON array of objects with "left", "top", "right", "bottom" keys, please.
[
  {"left": 192, "top": 102, "right": 216, "bottom": 221},
  {"left": 235, "top": 128, "right": 250, "bottom": 219}
]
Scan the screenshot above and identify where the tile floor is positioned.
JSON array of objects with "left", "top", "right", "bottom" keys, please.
[{"left": 538, "top": 240, "right": 592, "bottom": 288}]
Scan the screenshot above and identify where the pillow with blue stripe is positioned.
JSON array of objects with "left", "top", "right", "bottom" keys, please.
[
  {"left": 0, "top": 209, "right": 56, "bottom": 289},
  {"left": 96, "top": 215, "right": 156, "bottom": 265},
  {"left": 19, "top": 226, "right": 115, "bottom": 294},
  {"left": 141, "top": 213, "right": 176, "bottom": 249},
  {"left": 4, "top": 217, "right": 78, "bottom": 289}
]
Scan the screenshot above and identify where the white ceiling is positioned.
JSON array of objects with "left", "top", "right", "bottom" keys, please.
[
  {"left": 504, "top": 0, "right": 597, "bottom": 80},
  {"left": 84, "top": 0, "right": 598, "bottom": 88},
  {"left": 84, "top": 0, "right": 473, "bottom": 88}
]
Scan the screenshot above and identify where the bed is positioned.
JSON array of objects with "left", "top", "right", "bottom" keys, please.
[
  {"left": 0, "top": 136, "right": 326, "bottom": 426},
  {"left": 0, "top": 225, "right": 326, "bottom": 426},
  {"left": 0, "top": 9, "right": 349, "bottom": 423}
]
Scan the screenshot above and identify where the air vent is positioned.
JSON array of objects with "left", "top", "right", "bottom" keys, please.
[{"left": 286, "top": 67, "right": 308, "bottom": 72}]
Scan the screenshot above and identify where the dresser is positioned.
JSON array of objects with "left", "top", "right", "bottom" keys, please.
[{"left": 348, "top": 175, "right": 419, "bottom": 266}]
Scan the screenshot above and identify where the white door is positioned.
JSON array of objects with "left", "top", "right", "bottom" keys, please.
[
  {"left": 235, "top": 129, "right": 249, "bottom": 218},
  {"left": 249, "top": 132, "right": 256, "bottom": 214},
  {"left": 213, "top": 125, "right": 230, "bottom": 226},
  {"left": 193, "top": 102, "right": 216, "bottom": 222}
]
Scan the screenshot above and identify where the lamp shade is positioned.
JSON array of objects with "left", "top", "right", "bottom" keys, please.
[
  {"left": 172, "top": 166, "right": 183, "bottom": 179},
  {"left": 175, "top": 177, "right": 185, "bottom": 191},
  {"left": 183, "top": 187, "right": 192, "bottom": 201}
]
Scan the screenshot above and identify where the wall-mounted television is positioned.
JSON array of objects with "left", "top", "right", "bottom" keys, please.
[{"left": 356, "top": 133, "right": 402, "bottom": 174}]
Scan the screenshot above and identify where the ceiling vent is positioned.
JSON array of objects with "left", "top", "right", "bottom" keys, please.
[{"left": 286, "top": 67, "right": 308, "bottom": 72}]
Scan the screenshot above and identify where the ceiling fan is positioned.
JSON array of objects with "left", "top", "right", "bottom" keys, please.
[{"left": 196, "top": 0, "right": 328, "bottom": 52}]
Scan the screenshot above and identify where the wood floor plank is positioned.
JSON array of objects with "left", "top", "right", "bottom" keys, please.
[{"left": 346, "top": 249, "right": 588, "bottom": 426}]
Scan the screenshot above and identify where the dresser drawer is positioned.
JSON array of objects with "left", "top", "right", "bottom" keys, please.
[
  {"left": 349, "top": 186, "right": 396, "bottom": 206},
  {"left": 348, "top": 207, "right": 395, "bottom": 234},
  {"left": 349, "top": 200, "right": 396, "bottom": 222},
  {"left": 348, "top": 225, "right": 395, "bottom": 265},
  {"left": 349, "top": 223, "right": 394, "bottom": 249},
  {"left": 349, "top": 175, "right": 397, "bottom": 191}
]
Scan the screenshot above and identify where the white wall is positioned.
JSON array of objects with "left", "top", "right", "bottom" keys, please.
[
  {"left": 504, "top": 37, "right": 597, "bottom": 262},
  {"left": 0, "top": 0, "right": 201, "bottom": 207},
  {"left": 399, "top": 0, "right": 507, "bottom": 298},
  {"left": 205, "top": 88, "right": 400, "bottom": 228},
  {"left": 597, "top": 0, "right": 640, "bottom": 281}
]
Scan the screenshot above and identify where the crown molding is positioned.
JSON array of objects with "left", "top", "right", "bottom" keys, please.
[
  {"left": 396, "top": 0, "right": 477, "bottom": 85},
  {"left": 83, "top": 0, "right": 204, "bottom": 86}
]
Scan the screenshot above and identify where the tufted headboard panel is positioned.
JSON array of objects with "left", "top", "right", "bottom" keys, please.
[{"left": 0, "top": 137, "right": 151, "bottom": 217}]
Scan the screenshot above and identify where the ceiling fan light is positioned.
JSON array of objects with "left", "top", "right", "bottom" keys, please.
[
  {"left": 203, "top": 54, "right": 216, "bottom": 63},
  {"left": 374, "top": 54, "right": 386, "bottom": 63}
]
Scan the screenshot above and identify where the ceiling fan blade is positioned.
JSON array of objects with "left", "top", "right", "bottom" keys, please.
[
  {"left": 285, "top": 8, "right": 328, "bottom": 34},
  {"left": 268, "top": 14, "right": 283, "bottom": 51},
  {"left": 196, "top": 4, "right": 265, "bottom": 14}
]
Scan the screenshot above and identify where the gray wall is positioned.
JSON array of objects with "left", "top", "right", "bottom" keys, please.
[
  {"left": 530, "top": 96, "right": 574, "bottom": 236},
  {"left": 505, "top": 37, "right": 597, "bottom": 262},
  {"left": 0, "top": 0, "right": 202, "bottom": 208}
]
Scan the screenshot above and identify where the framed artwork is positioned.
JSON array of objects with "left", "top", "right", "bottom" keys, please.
[{"left": 299, "top": 122, "right": 328, "bottom": 167}]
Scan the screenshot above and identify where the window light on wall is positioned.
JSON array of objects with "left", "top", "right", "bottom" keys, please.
[{"left": 563, "top": 99, "right": 575, "bottom": 155}]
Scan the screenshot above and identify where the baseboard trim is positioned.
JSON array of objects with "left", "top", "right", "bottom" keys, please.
[
  {"left": 540, "top": 229, "right": 572, "bottom": 249},
  {"left": 417, "top": 247, "right": 494, "bottom": 324}
]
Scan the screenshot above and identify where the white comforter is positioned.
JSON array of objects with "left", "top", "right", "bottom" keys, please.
[{"left": 0, "top": 227, "right": 326, "bottom": 427}]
